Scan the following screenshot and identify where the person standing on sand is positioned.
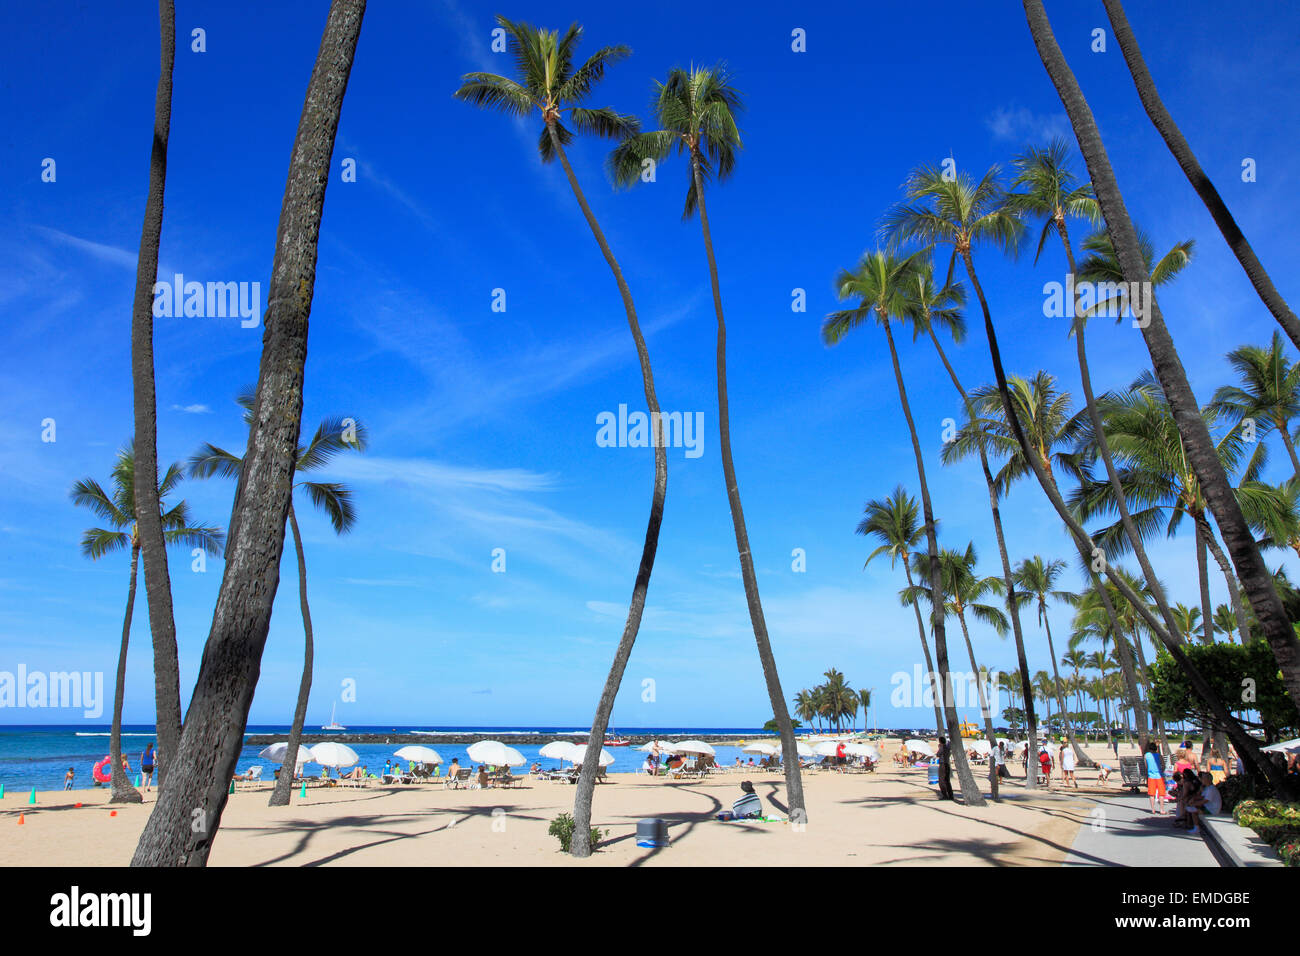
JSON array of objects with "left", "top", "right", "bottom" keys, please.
[
  {"left": 936, "top": 736, "right": 954, "bottom": 800},
  {"left": 1060, "top": 741, "right": 1077, "bottom": 788},
  {"left": 141, "top": 743, "right": 156, "bottom": 793},
  {"left": 1144, "top": 741, "right": 1167, "bottom": 815}
]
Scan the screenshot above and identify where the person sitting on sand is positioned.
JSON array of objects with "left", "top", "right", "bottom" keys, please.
[
  {"left": 733, "top": 780, "right": 762, "bottom": 819},
  {"left": 477, "top": 765, "right": 491, "bottom": 789}
]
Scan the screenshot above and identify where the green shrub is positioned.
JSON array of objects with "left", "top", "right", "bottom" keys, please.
[
  {"left": 1251, "top": 821, "right": 1300, "bottom": 845},
  {"left": 547, "top": 812, "right": 605, "bottom": 853},
  {"left": 1276, "top": 837, "right": 1300, "bottom": 867}
]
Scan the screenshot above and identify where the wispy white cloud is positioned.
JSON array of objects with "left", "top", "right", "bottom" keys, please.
[
  {"left": 171, "top": 403, "right": 211, "bottom": 414},
  {"left": 985, "top": 106, "right": 1072, "bottom": 145},
  {"left": 330, "top": 455, "right": 556, "bottom": 493},
  {"left": 31, "top": 226, "right": 137, "bottom": 270}
]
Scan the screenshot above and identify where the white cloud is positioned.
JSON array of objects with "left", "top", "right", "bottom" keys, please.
[
  {"left": 171, "top": 403, "right": 211, "bottom": 414},
  {"left": 985, "top": 106, "right": 1072, "bottom": 145}
]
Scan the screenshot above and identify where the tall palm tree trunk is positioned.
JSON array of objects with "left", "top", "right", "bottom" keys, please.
[
  {"left": 111, "top": 546, "right": 145, "bottom": 804},
  {"left": 954, "top": 611, "right": 1000, "bottom": 798},
  {"left": 270, "top": 505, "right": 313, "bottom": 807},
  {"left": 1021, "top": 0, "right": 1300, "bottom": 718},
  {"left": 1197, "top": 514, "right": 1250, "bottom": 641},
  {"left": 1099, "top": 0, "right": 1300, "bottom": 351},
  {"left": 551, "top": 128, "right": 668, "bottom": 858},
  {"left": 130, "top": 0, "right": 181, "bottom": 784},
  {"left": 1127, "top": 630, "right": 1168, "bottom": 756},
  {"left": 1042, "top": 615, "right": 1090, "bottom": 765},
  {"left": 691, "top": 161, "right": 806, "bottom": 817},
  {"left": 882, "top": 321, "right": 984, "bottom": 805},
  {"left": 1194, "top": 522, "right": 1214, "bottom": 643},
  {"left": 926, "top": 330, "right": 1039, "bottom": 786},
  {"left": 132, "top": 0, "right": 365, "bottom": 866},
  {"left": 902, "top": 561, "right": 945, "bottom": 736}
]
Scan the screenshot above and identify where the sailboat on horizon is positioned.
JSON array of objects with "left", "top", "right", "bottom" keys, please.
[{"left": 321, "top": 703, "right": 346, "bottom": 732}]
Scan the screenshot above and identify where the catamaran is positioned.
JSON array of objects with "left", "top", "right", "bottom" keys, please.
[{"left": 321, "top": 704, "right": 346, "bottom": 732}]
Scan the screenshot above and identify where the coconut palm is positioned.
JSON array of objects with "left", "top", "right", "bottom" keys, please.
[
  {"left": 133, "top": 0, "right": 365, "bottom": 866},
  {"left": 1071, "top": 569, "right": 1152, "bottom": 749},
  {"left": 826, "top": 249, "right": 984, "bottom": 805},
  {"left": 71, "top": 441, "right": 223, "bottom": 804},
  {"left": 858, "top": 486, "right": 944, "bottom": 736},
  {"left": 909, "top": 254, "right": 1043, "bottom": 787},
  {"left": 859, "top": 688, "right": 873, "bottom": 733},
  {"left": 1097, "top": 0, "right": 1300, "bottom": 350},
  {"left": 903, "top": 543, "right": 1006, "bottom": 796},
  {"left": 1061, "top": 647, "right": 1090, "bottom": 720},
  {"left": 455, "top": 17, "right": 669, "bottom": 856},
  {"left": 1210, "top": 332, "right": 1300, "bottom": 481},
  {"left": 1211, "top": 604, "right": 1240, "bottom": 644},
  {"left": 1013, "top": 556, "right": 1089, "bottom": 764},
  {"left": 129, "top": 0, "right": 183, "bottom": 785},
  {"left": 793, "top": 690, "right": 817, "bottom": 730},
  {"left": 1020, "top": 1, "right": 1300, "bottom": 796},
  {"left": 609, "top": 65, "right": 805, "bottom": 817},
  {"left": 189, "top": 390, "right": 367, "bottom": 806},
  {"left": 1072, "top": 373, "right": 1259, "bottom": 644}
]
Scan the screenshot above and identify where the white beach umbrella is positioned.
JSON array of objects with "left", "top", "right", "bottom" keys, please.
[
  {"left": 796, "top": 741, "right": 815, "bottom": 758},
  {"left": 966, "top": 739, "right": 992, "bottom": 755},
  {"left": 845, "top": 742, "right": 881, "bottom": 760},
  {"left": 572, "top": 745, "right": 615, "bottom": 768},
  {"left": 540, "top": 741, "right": 576, "bottom": 761},
  {"left": 393, "top": 745, "right": 442, "bottom": 765},
  {"left": 466, "top": 740, "right": 526, "bottom": 766},
  {"left": 812, "top": 741, "right": 844, "bottom": 757},
  {"left": 258, "top": 741, "right": 312, "bottom": 764},
  {"left": 638, "top": 739, "right": 676, "bottom": 753},
  {"left": 905, "top": 739, "right": 935, "bottom": 757},
  {"left": 671, "top": 740, "right": 716, "bottom": 756},
  {"left": 310, "top": 742, "right": 359, "bottom": 768},
  {"left": 1263, "top": 737, "right": 1300, "bottom": 754},
  {"left": 742, "top": 742, "right": 780, "bottom": 756}
]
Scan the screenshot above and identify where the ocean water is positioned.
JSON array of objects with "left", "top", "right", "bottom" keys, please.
[{"left": 0, "top": 724, "right": 812, "bottom": 792}]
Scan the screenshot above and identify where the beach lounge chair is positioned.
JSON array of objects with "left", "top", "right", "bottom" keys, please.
[
  {"left": 443, "top": 767, "right": 473, "bottom": 789},
  {"left": 233, "top": 765, "right": 263, "bottom": 789}
]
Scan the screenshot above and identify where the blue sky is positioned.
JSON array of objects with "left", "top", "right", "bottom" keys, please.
[{"left": 3, "top": 1, "right": 1298, "bottom": 730}]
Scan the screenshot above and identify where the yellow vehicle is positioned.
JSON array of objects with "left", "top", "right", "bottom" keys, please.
[{"left": 958, "top": 722, "right": 981, "bottom": 739}]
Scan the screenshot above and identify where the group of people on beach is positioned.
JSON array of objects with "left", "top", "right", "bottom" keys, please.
[
  {"left": 66, "top": 742, "right": 157, "bottom": 792},
  {"left": 1143, "top": 741, "right": 1226, "bottom": 833}
]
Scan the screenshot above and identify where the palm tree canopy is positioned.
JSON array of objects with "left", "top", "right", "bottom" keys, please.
[
  {"left": 1006, "top": 138, "right": 1100, "bottom": 265},
  {"left": 1209, "top": 331, "right": 1300, "bottom": 435},
  {"left": 454, "top": 16, "right": 639, "bottom": 163},
  {"left": 857, "top": 485, "right": 925, "bottom": 570},
  {"left": 1011, "top": 555, "right": 1080, "bottom": 625},
  {"left": 881, "top": 163, "right": 1025, "bottom": 267},
  {"left": 903, "top": 543, "right": 1009, "bottom": 635},
  {"left": 607, "top": 64, "right": 742, "bottom": 218},
  {"left": 822, "top": 249, "right": 927, "bottom": 346},
  {"left": 71, "top": 440, "right": 224, "bottom": 560},
  {"left": 1074, "top": 228, "right": 1195, "bottom": 321}
]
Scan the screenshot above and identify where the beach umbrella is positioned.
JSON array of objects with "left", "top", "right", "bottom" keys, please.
[
  {"left": 795, "top": 741, "right": 815, "bottom": 758},
  {"left": 258, "top": 742, "right": 313, "bottom": 765},
  {"left": 812, "top": 741, "right": 844, "bottom": 757},
  {"left": 966, "top": 739, "right": 992, "bottom": 756},
  {"left": 845, "top": 742, "right": 881, "bottom": 761},
  {"left": 905, "top": 739, "right": 935, "bottom": 757},
  {"left": 466, "top": 740, "right": 526, "bottom": 766},
  {"left": 742, "top": 742, "right": 780, "bottom": 756},
  {"left": 310, "top": 742, "right": 359, "bottom": 768},
  {"left": 1263, "top": 738, "right": 1300, "bottom": 754},
  {"left": 393, "top": 745, "right": 442, "bottom": 765},
  {"left": 671, "top": 740, "right": 715, "bottom": 756},
  {"left": 637, "top": 740, "right": 676, "bottom": 753},
  {"left": 540, "top": 741, "right": 576, "bottom": 762},
  {"left": 572, "top": 745, "right": 616, "bottom": 768}
]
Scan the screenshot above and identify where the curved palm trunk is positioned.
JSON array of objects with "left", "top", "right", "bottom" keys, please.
[
  {"left": 270, "top": 505, "right": 313, "bottom": 807},
  {"left": 882, "top": 321, "right": 983, "bottom": 806},
  {"left": 132, "top": 0, "right": 365, "bottom": 866},
  {"left": 954, "top": 610, "right": 1000, "bottom": 798},
  {"left": 552, "top": 129, "right": 668, "bottom": 858},
  {"left": 1021, "top": 0, "right": 1300, "bottom": 723},
  {"left": 1099, "top": 0, "right": 1300, "bottom": 351},
  {"left": 1277, "top": 427, "right": 1300, "bottom": 481},
  {"left": 926, "top": 330, "right": 1039, "bottom": 786},
  {"left": 130, "top": 0, "right": 181, "bottom": 784},
  {"left": 111, "top": 546, "right": 144, "bottom": 804},
  {"left": 902, "top": 561, "right": 945, "bottom": 736},
  {"left": 1042, "top": 613, "right": 1090, "bottom": 766},
  {"left": 1127, "top": 630, "right": 1168, "bottom": 756},
  {"left": 1111, "top": 630, "right": 1148, "bottom": 750},
  {"left": 690, "top": 160, "right": 806, "bottom": 817},
  {"left": 1198, "top": 514, "right": 1249, "bottom": 642}
]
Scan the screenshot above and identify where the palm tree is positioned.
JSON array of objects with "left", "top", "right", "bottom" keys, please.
[
  {"left": 1073, "top": 372, "right": 1257, "bottom": 644},
  {"left": 1013, "top": 556, "right": 1089, "bottom": 764},
  {"left": 455, "top": 17, "right": 669, "bottom": 857},
  {"left": 859, "top": 688, "right": 873, "bottom": 733},
  {"left": 129, "top": 0, "right": 183, "bottom": 785},
  {"left": 189, "top": 390, "right": 367, "bottom": 807},
  {"left": 793, "top": 690, "right": 817, "bottom": 730},
  {"left": 609, "top": 65, "right": 804, "bottom": 817},
  {"left": 825, "top": 250, "right": 984, "bottom": 805},
  {"left": 1060, "top": 647, "right": 1089, "bottom": 724},
  {"left": 71, "top": 442, "right": 222, "bottom": 804},
  {"left": 904, "top": 543, "right": 1007, "bottom": 796},
  {"left": 858, "top": 486, "right": 944, "bottom": 736},
  {"left": 1020, "top": 2, "right": 1300, "bottom": 786},
  {"left": 1211, "top": 604, "right": 1240, "bottom": 644},
  {"left": 1098, "top": 0, "right": 1300, "bottom": 351},
  {"left": 1210, "top": 332, "right": 1300, "bottom": 481},
  {"left": 908, "top": 254, "right": 1042, "bottom": 787},
  {"left": 1071, "top": 569, "right": 1152, "bottom": 749},
  {"left": 132, "top": 0, "right": 365, "bottom": 866}
]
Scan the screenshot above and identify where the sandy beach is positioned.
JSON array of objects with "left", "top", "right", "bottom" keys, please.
[{"left": 1, "top": 742, "right": 1132, "bottom": 867}]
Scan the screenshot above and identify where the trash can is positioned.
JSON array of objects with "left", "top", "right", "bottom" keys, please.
[
  {"left": 636, "top": 817, "right": 669, "bottom": 848},
  {"left": 927, "top": 762, "right": 939, "bottom": 786}
]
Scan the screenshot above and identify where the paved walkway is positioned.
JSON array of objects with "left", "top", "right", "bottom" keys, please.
[{"left": 1063, "top": 791, "right": 1218, "bottom": 867}]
